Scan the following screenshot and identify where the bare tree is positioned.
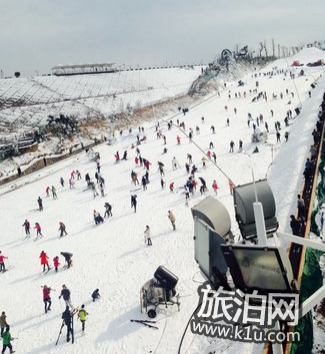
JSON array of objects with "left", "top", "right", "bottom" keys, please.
[
  {"left": 272, "top": 39, "right": 275, "bottom": 57},
  {"left": 264, "top": 40, "right": 268, "bottom": 57}
]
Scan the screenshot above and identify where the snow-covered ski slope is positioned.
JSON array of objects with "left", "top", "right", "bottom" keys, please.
[
  {"left": 0, "top": 66, "right": 204, "bottom": 141},
  {"left": 1, "top": 48, "right": 325, "bottom": 354}
]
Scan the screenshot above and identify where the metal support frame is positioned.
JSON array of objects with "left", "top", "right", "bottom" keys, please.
[{"left": 277, "top": 231, "right": 325, "bottom": 316}]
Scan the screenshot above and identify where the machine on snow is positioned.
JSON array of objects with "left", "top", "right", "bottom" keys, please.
[{"left": 140, "top": 266, "right": 180, "bottom": 318}]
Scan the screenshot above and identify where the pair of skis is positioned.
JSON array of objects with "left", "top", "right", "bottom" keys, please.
[{"left": 130, "top": 319, "right": 158, "bottom": 329}]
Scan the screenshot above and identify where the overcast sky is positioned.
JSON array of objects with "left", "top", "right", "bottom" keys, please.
[{"left": 1, "top": 0, "right": 324, "bottom": 77}]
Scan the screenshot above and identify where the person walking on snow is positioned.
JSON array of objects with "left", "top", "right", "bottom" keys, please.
[
  {"left": 212, "top": 180, "right": 219, "bottom": 194},
  {"left": 46, "top": 186, "right": 50, "bottom": 197},
  {"left": 172, "top": 157, "right": 180, "bottom": 170},
  {"left": 58, "top": 222, "right": 67, "bottom": 237},
  {"left": 61, "top": 307, "right": 74, "bottom": 342},
  {"left": 53, "top": 256, "right": 60, "bottom": 272},
  {"left": 42, "top": 285, "right": 52, "bottom": 313},
  {"left": 78, "top": 305, "right": 89, "bottom": 332},
  {"left": 60, "top": 177, "right": 64, "bottom": 187},
  {"left": 59, "top": 285, "right": 73, "bottom": 309},
  {"left": 39, "top": 251, "right": 50, "bottom": 272},
  {"left": 51, "top": 186, "right": 57, "bottom": 199},
  {"left": 0, "top": 312, "right": 7, "bottom": 336},
  {"left": 0, "top": 252, "right": 8, "bottom": 273},
  {"left": 144, "top": 225, "right": 152, "bottom": 246},
  {"left": 104, "top": 202, "right": 113, "bottom": 218},
  {"left": 1, "top": 325, "right": 14, "bottom": 354},
  {"left": 22, "top": 219, "right": 30, "bottom": 236},
  {"left": 37, "top": 196, "right": 43, "bottom": 211},
  {"left": 131, "top": 195, "right": 137, "bottom": 213},
  {"left": 168, "top": 210, "right": 176, "bottom": 231}
]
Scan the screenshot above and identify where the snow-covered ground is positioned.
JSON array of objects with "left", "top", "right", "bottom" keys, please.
[
  {"left": 0, "top": 66, "right": 204, "bottom": 141},
  {"left": 1, "top": 48, "right": 325, "bottom": 354}
]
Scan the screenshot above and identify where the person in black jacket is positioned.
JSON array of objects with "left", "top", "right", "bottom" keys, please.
[
  {"left": 131, "top": 195, "right": 137, "bottom": 213},
  {"left": 59, "top": 284, "right": 73, "bottom": 309},
  {"left": 62, "top": 306, "right": 73, "bottom": 342},
  {"left": 60, "top": 252, "right": 73, "bottom": 268},
  {"left": 91, "top": 289, "right": 101, "bottom": 302},
  {"left": 290, "top": 215, "right": 302, "bottom": 253}
]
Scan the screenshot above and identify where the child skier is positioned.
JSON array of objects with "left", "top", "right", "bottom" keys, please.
[
  {"left": 78, "top": 305, "right": 89, "bottom": 331},
  {"left": 53, "top": 256, "right": 60, "bottom": 272}
]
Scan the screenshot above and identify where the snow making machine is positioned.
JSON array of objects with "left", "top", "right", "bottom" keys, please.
[{"left": 140, "top": 266, "right": 180, "bottom": 318}]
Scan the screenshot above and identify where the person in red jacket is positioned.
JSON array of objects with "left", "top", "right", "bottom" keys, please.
[
  {"left": 46, "top": 186, "right": 50, "bottom": 197},
  {"left": 42, "top": 285, "right": 52, "bottom": 313},
  {"left": 39, "top": 251, "right": 50, "bottom": 272},
  {"left": 34, "top": 222, "right": 43, "bottom": 237},
  {"left": 53, "top": 256, "right": 60, "bottom": 272},
  {"left": 0, "top": 251, "right": 8, "bottom": 273}
]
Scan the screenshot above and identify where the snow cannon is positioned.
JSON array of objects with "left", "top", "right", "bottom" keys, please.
[
  {"left": 140, "top": 266, "right": 180, "bottom": 318},
  {"left": 191, "top": 196, "right": 234, "bottom": 290},
  {"left": 233, "top": 179, "right": 278, "bottom": 243}
]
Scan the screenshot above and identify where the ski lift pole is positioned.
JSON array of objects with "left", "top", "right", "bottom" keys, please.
[{"left": 247, "top": 153, "right": 268, "bottom": 247}]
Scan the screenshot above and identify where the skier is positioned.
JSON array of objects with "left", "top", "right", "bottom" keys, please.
[
  {"left": 37, "top": 196, "right": 43, "bottom": 211},
  {"left": 211, "top": 125, "right": 215, "bottom": 134},
  {"left": 69, "top": 178, "right": 75, "bottom": 189},
  {"left": 239, "top": 140, "right": 243, "bottom": 152},
  {"left": 229, "top": 179, "right": 235, "bottom": 195},
  {"left": 168, "top": 210, "right": 176, "bottom": 231},
  {"left": 158, "top": 162, "right": 164, "bottom": 176},
  {"left": 229, "top": 141, "right": 235, "bottom": 153},
  {"left": 53, "top": 256, "right": 60, "bottom": 272},
  {"left": 91, "top": 289, "right": 101, "bottom": 302},
  {"left": 99, "top": 182, "right": 105, "bottom": 197},
  {"left": 212, "top": 152, "right": 217, "bottom": 163},
  {"left": 0, "top": 252, "right": 8, "bottom": 273},
  {"left": 0, "top": 312, "right": 7, "bottom": 336},
  {"left": 172, "top": 157, "right": 179, "bottom": 170},
  {"left": 144, "top": 225, "right": 152, "bottom": 246},
  {"left": 59, "top": 285, "right": 73, "bottom": 309},
  {"left": 60, "top": 177, "right": 64, "bottom": 187},
  {"left": 1, "top": 326, "right": 14, "bottom": 354},
  {"left": 141, "top": 176, "right": 147, "bottom": 191},
  {"left": 131, "top": 195, "right": 137, "bottom": 213},
  {"left": 61, "top": 307, "right": 73, "bottom": 342},
  {"left": 51, "top": 186, "right": 57, "bottom": 199},
  {"left": 209, "top": 142, "right": 214, "bottom": 149},
  {"left": 85, "top": 173, "right": 91, "bottom": 186},
  {"left": 176, "top": 135, "right": 181, "bottom": 145},
  {"left": 200, "top": 155, "right": 206, "bottom": 169},
  {"left": 169, "top": 182, "right": 174, "bottom": 192},
  {"left": 212, "top": 180, "right": 219, "bottom": 195},
  {"left": 285, "top": 131, "right": 289, "bottom": 142},
  {"left": 276, "top": 131, "right": 281, "bottom": 143},
  {"left": 39, "top": 251, "right": 50, "bottom": 272},
  {"left": 160, "top": 178, "right": 165, "bottom": 189},
  {"left": 34, "top": 222, "right": 43, "bottom": 237},
  {"left": 22, "top": 219, "right": 30, "bottom": 236},
  {"left": 46, "top": 186, "right": 50, "bottom": 197},
  {"left": 78, "top": 305, "right": 88, "bottom": 332},
  {"left": 104, "top": 202, "right": 113, "bottom": 218},
  {"left": 91, "top": 182, "right": 99, "bottom": 198},
  {"left": 42, "top": 285, "right": 52, "bottom": 313},
  {"left": 76, "top": 170, "right": 82, "bottom": 180},
  {"left": 122, "top": 150, "right": 128, "bottom": 161},
  {"left": 187, "top": 154, "right": 192, "bottom": 164},
  {"left": 60, "top": 252, "right": 73, "bottom": 269},
  {"left": 58, "top": 222, "right": 68, "bottom": 237}
]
